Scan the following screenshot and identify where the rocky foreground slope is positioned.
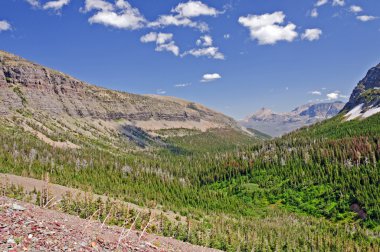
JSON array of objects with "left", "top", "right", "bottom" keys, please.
[
  {"left": 0, "top": 50, "right": 242, "bottom": 146},
  {"left": 240, "top": 102, "right": 344, "bottom": 137},
  {"left": 0, "top": 197, "right": 218, "bottom": 252}
]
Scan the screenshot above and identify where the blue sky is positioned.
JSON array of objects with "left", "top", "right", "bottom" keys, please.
[{"left": 0, "top": 0, "right": 379, "bottom": 119}]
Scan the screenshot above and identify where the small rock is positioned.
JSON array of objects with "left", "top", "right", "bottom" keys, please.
[
  {"left": 7, "top": 238, "right": 16, "bottom": 244},
  {"left": 12, "top": 203, "right": 26, "bottom": 211}
]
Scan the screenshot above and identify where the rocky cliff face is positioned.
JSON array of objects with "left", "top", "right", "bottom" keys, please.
[
  {"left": 343, "top": 63, "right": 380, "bottom": 112},
  {"left": 240, "top": 102, "right": 345, "bottom": 137},
  {"left": 0, "top": 50, "right": 237, "bottom": 131}
]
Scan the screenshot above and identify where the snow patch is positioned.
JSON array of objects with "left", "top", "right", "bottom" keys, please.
[
  {"left": 345, "top": 103, "right": 380, "bottom": 121},
  {"left": 345, "top": 104, "right": 364, "bottom": 121},
  {"left": 362, "top": 107, "right": 380, "bottom": 118}
]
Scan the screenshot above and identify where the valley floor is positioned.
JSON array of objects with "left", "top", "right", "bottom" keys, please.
[{"left": 0, "top": 196, "right": 219, "bottom": 252}]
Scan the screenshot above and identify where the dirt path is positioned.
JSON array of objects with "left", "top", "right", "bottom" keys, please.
[
  {"left": 0, "top": 197, "right": 219, "bottom": 252},
  {"left": 0, "top": 173, "right": 185, "bottom": 224}
]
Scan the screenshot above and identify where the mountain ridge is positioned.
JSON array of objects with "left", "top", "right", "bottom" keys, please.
[
  {"left": 342, "top": 62, "right": 380, "bottom": 121},
  {"left": 0, "top": 50, "right": 247, "bottom": 147},
  {"left": 240, "top": 101, "right": 345, "bottom": 137}
]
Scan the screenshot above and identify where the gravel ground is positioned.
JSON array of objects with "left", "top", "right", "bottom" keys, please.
[{"left": 0, "top": 197, "right": 220, "bottom": 252}]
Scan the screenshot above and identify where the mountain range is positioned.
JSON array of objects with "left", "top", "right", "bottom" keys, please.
[{"left": 239, "top": 101, "right": 345, "bottom": 137}]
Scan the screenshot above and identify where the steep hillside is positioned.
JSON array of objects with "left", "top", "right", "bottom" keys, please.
[
  {"left": 342, "top": 63, "right": 380, "bottom": 121},
  {"left": 240, "top": 101, "right": 344, "bottom": 137},
  {"left": 0, "top": 50, "right": 245, "bottom": 149}
]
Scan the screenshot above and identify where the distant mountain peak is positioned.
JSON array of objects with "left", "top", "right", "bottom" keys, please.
[{"left": 240, "top": 101, "right": 345, "bottom": 137}]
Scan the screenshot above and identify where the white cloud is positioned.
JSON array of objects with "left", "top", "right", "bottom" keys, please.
[
  {"left": 88, "top": 0, "right": 146, "bottom": 30},
  {"left": 25, "top": 0, "right": 40, "bottom": 7},
  {"left": 357, "top": 15, "right": 378, "bottom": 22},
  {"left": 349, "top": 5, "right": 363, "bottom": 13},
  {"left": 140, "top": 32, "right": 179, "bottom": 56},
  {"left": 311, "top": 8, "right": 319, "bottom": 18},
  {"left": 201, "top": 73, "right": 221, "bottom": 82},
  {"left": 82, "top": 0, "right": 114, "bottom": 12},
  {"left": 172, "top": 1, "right": 221, "bottom": 18},
  {"left": 0, "top": 20, "right": 11, "bottom": 32},
  {"left": 141, "top": 32, "right": 173, "bottom": 44},
  {"left": 148, "top": 15, "right": 208, "bottom": 32},
  {"left": 310, "top": 91, "right": 322, "bottom": 95},
  {"left": 326, "top": 91, "right": 349, "bottom": 100},
  {"left": 174, "top": 83, "right": 191, "bottom": 88},
  {"left": 43, "top": 0, "right": 70, "bottom": 10},
  {"left": 196, "top": 35, "right": 213, "bottom": 46},
  {"left": 332, "top": 0, "right": 345, "bottom": 7},
  {"left": 301, "top": 28, "right": 322, "bottom": 41},
  {"left": 238, "top": 11, "right": 298, "bottom": 45},
  {"left": 148, "top": 1, "right": 220, "bottom": 32},
  {"left": 315, "top": 0, "right": 328, "bottom": 7},
  {"left": 156, "top": 41, "right": 180, "bottom": 56},
  {"left": 184, "top": 34, "right": 224, "bottom": 59},
  {"left": 182, "top": 47, "right": 224, "bottom": 60},
  {"left": 327, "top": 92, "right": 339, "bottom": 100}
]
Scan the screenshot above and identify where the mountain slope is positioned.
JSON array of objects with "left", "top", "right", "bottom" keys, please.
[
  {"left": 0, "top": 50, "right": 245, "bottom": 149},
  {"left": 342, "top": 63, "right": 380, "bottom": 121},
  {"left": 240, "top": 101, "right": 344, "bottom": 137}
]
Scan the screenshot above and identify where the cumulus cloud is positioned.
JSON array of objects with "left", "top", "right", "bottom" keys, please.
[
  {"left": 81, "top": 0, "right": 114, "bottom": 12},
  {"left": 327, "top": 92, "right": 339, "bottom": 100},
  {"left": 357, "top": 15, "right": 378, "bottom": 22},
  {"left": 315, "top": 0, "right": 328, "bottom": 7},
  {"left": 140, "top": 32, "right": 180, "bottom": 56},
  {"left": 148, "top": 1, "right": 220, "bottom": 32},
  {"left": 332, "top": 0, "right": 345, "bottom": 7},
  {"left": 349, "top": 5, "right": 363, "bottom": 13},
  {"left": 141, "top": 32, "right": 173, "bottom": 44},
  {"left": 148, "top": 15, "right": 208, "bottom": 32},
  {"left": 183, "top": 34, "right": 224, "bottom": 60},
  {"left": 43, "top": 0, "right": 70, "bottom": 10},
  {"left": 196, "top": 35, "right": 213, "bottom": 46},
  {"left": 0, "top": 20, "right": 11, "bottom": 32},
  {"left": 156, "top": 42, "right": 180, "bottom": 56},
  {"left": 25, "top": 0, "right": 40, "bottom": 7},
  {"left": 238, "top": 11, "right": 298, "bottom": 45},
  {"left": 201, "top": 73, "right": 221, "bottom": 82},
  {"left": 182, "top": 47, "right": 224, "bottom": 60},
  {"left": 172, "top": 1, "right": 221, "bottom": 18},
  {"left": 311, "top": 8, "right": 319, "bottom": 18},
  {"left": 87, "top": 0, "right": 146, "bottom": 30},
  {"left": 301, "top": 28, "right": 322, "bottom": 41}
]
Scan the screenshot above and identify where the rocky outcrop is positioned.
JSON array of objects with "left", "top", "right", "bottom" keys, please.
[
  {"left": 342, "top": 63, "right": 380, "bottom": 111},
  {"left": 240, "top": 102, "right": 345, "bottom": 137},
  {"left": 0, "top": 50, "right": 238, "bottom": 131}
]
